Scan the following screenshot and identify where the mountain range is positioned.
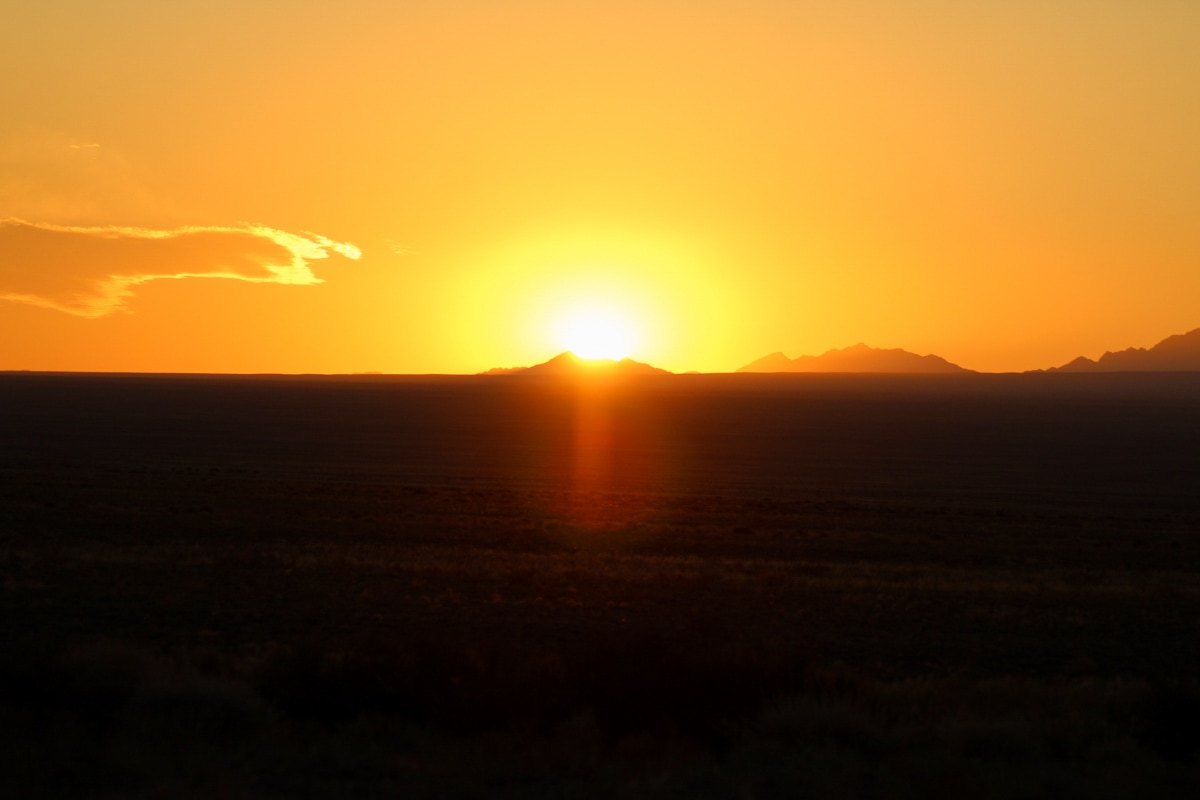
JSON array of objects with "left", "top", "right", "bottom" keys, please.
[
  {"left": 487, "top": 328, "right": 1200, "bottom": 376},
  {"left": 1047, "top": 328, "right": 1200, "bottom": 372},
  {"left": 738, "top": 343, "right": 971, "bottom": 374}
]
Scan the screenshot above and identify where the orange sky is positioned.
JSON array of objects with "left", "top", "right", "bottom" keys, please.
[{"left": 2, "top": 1, "right": 1198, "bottom": 373}]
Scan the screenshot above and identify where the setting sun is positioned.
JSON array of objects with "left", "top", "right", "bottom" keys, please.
[{"left": 554, "top": 305, "right": 640, "bottom": 361}]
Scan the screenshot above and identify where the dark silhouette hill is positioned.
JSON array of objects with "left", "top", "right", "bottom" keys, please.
[
  {"left": 483, "top": 351, "right": 670, "bottom": 376},
  {"left": 1048, "top": 328, "right": 1200, "bottom": 372},
  {"left": 739, "top": 343, "right": 971, "bottom": 373}
]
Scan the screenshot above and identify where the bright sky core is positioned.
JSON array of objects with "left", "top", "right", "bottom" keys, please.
[{"left": 555, "top": 305, "right": 639, "bottom": 361}]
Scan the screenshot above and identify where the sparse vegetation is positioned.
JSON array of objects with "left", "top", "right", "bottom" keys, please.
[{"left": 2, "top": 373, "right": 1198, "bottom": 796}]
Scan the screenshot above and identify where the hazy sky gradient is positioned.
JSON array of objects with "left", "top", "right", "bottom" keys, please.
[{"left": 2, "top": 1, "right": 1197, "bottom": 372}]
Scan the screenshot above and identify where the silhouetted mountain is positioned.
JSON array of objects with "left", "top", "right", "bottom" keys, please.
[
  {"left": 1048, "top": 328, "right": 1200, "bottom": 372},
  {"left": 738, "top": 343, "right": 971, "bottom": 374},
  {"left": 740, "top": 352, "right": 794, "bottom": 372},
  {"left": 483, "top": 352, "right": 671, "bottom": 376}
]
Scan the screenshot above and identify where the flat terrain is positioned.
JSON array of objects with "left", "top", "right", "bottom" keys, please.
[{"left": 2, "top": 372, "right": 1199, "bottom": 797}]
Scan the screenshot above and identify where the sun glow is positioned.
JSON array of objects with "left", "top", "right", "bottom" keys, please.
[{"left": 555, "top": 305, "right": 640, "bottom": 361}]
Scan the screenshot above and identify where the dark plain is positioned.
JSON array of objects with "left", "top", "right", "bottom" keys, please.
[{"left": 2, "top": 372, "right": 1199, "bottom": 798}]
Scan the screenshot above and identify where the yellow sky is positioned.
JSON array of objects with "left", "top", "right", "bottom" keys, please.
[{"left": 2, "top": 1, "right": 1198, "bottom": 373}]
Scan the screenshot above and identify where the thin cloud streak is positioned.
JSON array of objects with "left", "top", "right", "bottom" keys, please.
[{"left": 0, "top": 219, "right": 361, "bottom": 317}]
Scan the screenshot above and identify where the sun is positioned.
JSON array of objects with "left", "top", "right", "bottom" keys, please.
[{"left": 554, "top": 305, "right": 639, "bottom": 361}]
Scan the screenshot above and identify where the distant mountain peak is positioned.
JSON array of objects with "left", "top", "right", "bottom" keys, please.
[
  {"left": 738, "top": 343, "right": 971, "bottom": 374},
  {"left": 1048, "top": 328, "right": 1200, "bottom": 372},
  {"left": 739, "top": 351, "right": 794, "bottom": 372},
  {"left": 482, "top": 352, "right": 671, "bottom": 376}
]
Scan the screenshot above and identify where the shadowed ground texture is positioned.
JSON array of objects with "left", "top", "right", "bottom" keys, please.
[{"left": 2, "top": 372, "right": 1199, "bottom": 797}]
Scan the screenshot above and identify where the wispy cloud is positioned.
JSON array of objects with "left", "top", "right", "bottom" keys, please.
[{"left": 0, "top": 219, "right": 361, "bottom": 317}]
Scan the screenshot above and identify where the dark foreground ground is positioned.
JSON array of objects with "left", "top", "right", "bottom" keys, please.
[{"left": 2, "top": 371, "right": 1199, "bottom": 798}]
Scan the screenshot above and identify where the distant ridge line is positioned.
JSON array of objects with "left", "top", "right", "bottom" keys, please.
[
  {"left": 1044, "top": 328, "right": 1200, "bottom": 373},
  {"left": 738, "top": 343, "right": 971, "bottom": 374}
]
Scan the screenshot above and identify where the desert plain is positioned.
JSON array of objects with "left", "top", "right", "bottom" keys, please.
[{"left": 2, "top": 371, "right": 1199, "bottom": 797}]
